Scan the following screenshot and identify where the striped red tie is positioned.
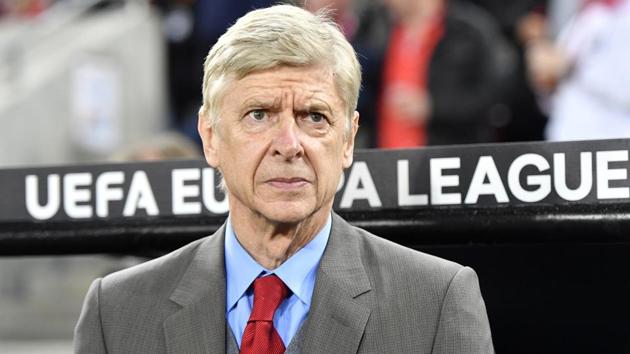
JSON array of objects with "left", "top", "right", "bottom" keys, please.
[{"left": 240, "top": 274, "right": 290, "bottom": 354}]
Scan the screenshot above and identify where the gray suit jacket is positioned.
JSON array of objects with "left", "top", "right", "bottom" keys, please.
[{"left": 74, "top": 214, "right": 494, "bottom": 353}]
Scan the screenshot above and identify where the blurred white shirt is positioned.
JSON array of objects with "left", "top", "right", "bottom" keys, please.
[{"left": 546, "top": 0, "right": 630, "bottom": 141}]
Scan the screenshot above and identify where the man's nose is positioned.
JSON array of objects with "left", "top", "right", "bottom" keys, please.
[{"left": 271, "top": 115, "right": 303, "bottom": 160}]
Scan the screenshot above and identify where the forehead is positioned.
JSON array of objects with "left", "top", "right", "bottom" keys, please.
[{"left": 221, "top": 65, "right": 345, "bottom": 109}]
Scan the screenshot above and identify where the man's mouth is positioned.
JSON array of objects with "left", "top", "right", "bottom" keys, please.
[{"left": 266, "top": 177, "right": 309, "bottom": 190}]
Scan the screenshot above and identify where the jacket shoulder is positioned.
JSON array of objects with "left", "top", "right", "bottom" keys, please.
[
  {"left": 337, "top": 223, "right": 493, "bottom": 352},
  {"left": 100, "top": 236, "right": 208, "bottom": 297},
  {"left": 351, "top": 225, "right": 463, "bottom": 281}
]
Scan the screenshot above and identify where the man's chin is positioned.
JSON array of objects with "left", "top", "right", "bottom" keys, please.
[
  {"left": 261, "top": 210, "right": 312, "bottom": 225},
  {"left": 258, "top": 203, "right": 327, "bottom": 225}
]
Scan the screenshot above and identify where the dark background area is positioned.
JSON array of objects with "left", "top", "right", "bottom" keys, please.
[{"left": 426, "top": 242, "right": 630, "bottom": 353}]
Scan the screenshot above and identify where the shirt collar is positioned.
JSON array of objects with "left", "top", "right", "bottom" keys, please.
[{"left": 225, "top": 214, "right": 331, "bottom": 312}]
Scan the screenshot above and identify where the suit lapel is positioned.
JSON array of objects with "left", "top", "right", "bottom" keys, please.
[
  {"left": 301, "top": 213, "right": 372, "bottom": 354},
  {"left": 164, "top": 225, "right": 227, "bottom": 354}
]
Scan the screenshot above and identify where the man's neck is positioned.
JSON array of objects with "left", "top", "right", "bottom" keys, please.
[{"left": 229, "top": 206, "right": 331, "bottom": 270}]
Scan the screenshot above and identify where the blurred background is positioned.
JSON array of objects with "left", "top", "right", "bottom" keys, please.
[{"left": 0, "top": 0, "right": 628, "bottom": 351}]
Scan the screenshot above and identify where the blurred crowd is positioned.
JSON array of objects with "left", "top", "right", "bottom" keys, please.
[
  {"left": 525, "top": 0, "right": 630, "bottom": 141},
  {"left": 2, "top": 0, "right": 629, "bottom": 154}
]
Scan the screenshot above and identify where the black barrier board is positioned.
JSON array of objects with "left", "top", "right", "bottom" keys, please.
[
  {"left": 1, "top": 138, "right": 630, "bottom": 254},
  {"left": 0, "top": 160, "right": 226, "bottom": 222}
]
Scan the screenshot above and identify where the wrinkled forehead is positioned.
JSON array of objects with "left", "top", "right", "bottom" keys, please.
[{"left": 220, "top": 65, "right": 346, "bottom": 111}]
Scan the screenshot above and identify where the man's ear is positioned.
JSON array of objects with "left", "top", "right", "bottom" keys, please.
[
  {"left": 198, "top": 108, "right": 220, "bottom": 168},
  {"left": 342, "top": 111, "right": 360, "bottom": 168}
]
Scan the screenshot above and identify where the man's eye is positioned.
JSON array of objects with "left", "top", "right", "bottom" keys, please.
[
  {"left": 248, "top": 110, "right": 267, "bottom": 121},
  {"left": 307, "top": 112, "right": 326, "bottom": 123}
]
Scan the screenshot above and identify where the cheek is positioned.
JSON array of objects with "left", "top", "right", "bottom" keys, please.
[
  {"left": 227, "top": 152, "right": 256, "bottom": 174},
  {"left": 314, "top": 145, "right": 345, "bottom": 186},
  {"left": 227, "top": 144, "right": 268, "bottom": 180},
  {"left": 218, "top": 145, "right": 246, "bottom": 175}
]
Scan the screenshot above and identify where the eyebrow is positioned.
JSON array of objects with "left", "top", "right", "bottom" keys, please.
[
  {"left": 295, "top": 92, "right": 337, "bottom": 115},
  {"left": 242, "top": 97, "right": 280, "bottom": 109},
  {"left": 303, "top": 101, "right": 333, "bottom": 114},
  {"left": 240, "top": 94, "right": 336, "bottom": 114}
]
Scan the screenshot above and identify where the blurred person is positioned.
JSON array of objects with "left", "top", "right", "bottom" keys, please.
[
  {"left": 109, "top": 131, "right": 201, "bottom": 162},
  {"left": 153, "top": 0, "right": 277, "bottom": 146},
  {"left": 74, "top": 4, "right": 493, "bottom": 353},
  {"left": 378, "top": 0, "right": 509, "bottom": 147},
  {"left": 496, "top": 3, "right": 549, "bottom": 142},
  {"left": 152, "top": 0, "right": 205, "bottom": 147},
  {"left": 302, "top": 0, "right": 356, "bottom": 38},
  {"left": 545, "top": 0, "right": 582, "bottom": 39},
  {"left": 527, "top": 0, "right": 630, "bottom": 141},
  {"left": 301, "top": 0, "right": 389, "bottom": 147},
  {"left": 457, "top": 0, "right": 551, "bottom": 143}
]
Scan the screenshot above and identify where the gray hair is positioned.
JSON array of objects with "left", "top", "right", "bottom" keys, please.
[{"left": 199, "top": 4, "right": 361, "bottom": 136}]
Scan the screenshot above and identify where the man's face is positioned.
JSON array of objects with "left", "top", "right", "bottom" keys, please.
[{"left": 199, "top": 65, "right": 358, "bottom": 224}]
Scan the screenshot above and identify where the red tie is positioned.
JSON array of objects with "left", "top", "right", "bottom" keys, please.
[{"left": 240, "top": 274, "right": 290, "bottom": 354}]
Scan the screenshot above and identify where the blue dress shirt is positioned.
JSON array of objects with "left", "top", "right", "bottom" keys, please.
[{"left": 225, "top": 214, "right": 331, "bottom": 348}]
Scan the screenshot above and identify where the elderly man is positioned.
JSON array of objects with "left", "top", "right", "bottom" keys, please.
[{"left": 74, "top": 5, "right": 493, "bottom": 354}]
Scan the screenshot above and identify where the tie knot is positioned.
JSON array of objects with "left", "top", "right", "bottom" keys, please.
[{"left": 249, "top": 274, "right": 290, "bottom": 322}]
